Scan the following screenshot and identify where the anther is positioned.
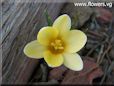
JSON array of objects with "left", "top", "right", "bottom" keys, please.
[{"left": 58, "top": 46, "right": 64, "bottom": 49}]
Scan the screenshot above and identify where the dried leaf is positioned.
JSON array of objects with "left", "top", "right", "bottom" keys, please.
[
  {"left": 95, "top": 7, "right": 112, "bottom": 23},
  {"left": 49, "top": 66, "right": 68, "bottom": 81},
  {"left": 61, "top": 58, "right": 103, "bottom": 85}
]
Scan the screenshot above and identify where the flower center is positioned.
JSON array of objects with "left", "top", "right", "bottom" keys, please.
[{"left": 49, "top": 39, "right": 64, "bottom": 54}]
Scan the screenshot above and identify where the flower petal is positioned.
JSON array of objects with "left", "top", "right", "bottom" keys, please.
[
  {"left": 24, "top": 40, "right": 45, "bottom": 59},
  {"left": 65, "top": 30, "right": 87, "bottom": 53},
  {"left": 37, "top": 27, "right": 59, "bottom": 45},
  {"left": 53, "top": 14, "right": 71, "bottom": 34},
  {"left": 63, "top": 53, "right": 83, "bottom": 71},
  {"left": 44, "top": 51, "right": 63, "bottom": 67}
]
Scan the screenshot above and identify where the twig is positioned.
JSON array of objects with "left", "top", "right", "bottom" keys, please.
[
  {"left": 99, "top": 43, "right": 111, "bottom": 65},
  {"left": 100, "top": 62, "right": 114, "bottom": 85},
  {"left": 87, "top": 30, "right": 103, "bottom": 38},
  {"left": 108, "top": 20, "right": 113, "bottom": 37},
  {"left": 100, "top": 62, "right": 109, "bottom": 85},
  {"left": 97, "top": 45, "right": 104, "bottom": 64},
  {"left": 106, "top": 54, "right": 112, "bottom": 65},
  {"left": 86, "top": 43, "right": 101, "bottom": 56},
  {"left": 107, "top": 61, "right": 114, "bottom": 75}
]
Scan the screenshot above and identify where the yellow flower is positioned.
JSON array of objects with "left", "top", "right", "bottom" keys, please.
[{"left": 24, "top": 14, "right": 87, "bottom": 71}]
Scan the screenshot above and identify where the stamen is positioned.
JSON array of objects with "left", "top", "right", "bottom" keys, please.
[
  {"left": 55, "top": 40, "right": 61, "bottom": 44},
  {"left": 54, "top": 46, "right": 58, "bottom": 50},
  {"left": 58, "top": 46, "right": 64, "bottom": 49},
  {"left": 58, "top": 44, "right": 62, "bottom": 46},
  {"left": 50, "top": 39, "right": 64, "bottom": 54},
  {"left": 51, "top": 43, "right": 55, "bottom": 46}
]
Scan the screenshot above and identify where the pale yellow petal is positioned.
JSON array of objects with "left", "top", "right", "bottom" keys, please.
[
  {"left": 53, "top": 14, "right": 71, "bottom": 34},
  {"left": 63, "top": 53, "right": 83, "bottom": 71},
  {"left": 37, "top": 27, "right": 59, "bottom": 45},
  {"left": 24, "top": 40, "right": 45, "bottom": 59},
  {"left": 64, "top": 30, "right": 87, "bottom": 53},
  {"left": 44, "top": 51, "right": 63, "bottom": 67}
]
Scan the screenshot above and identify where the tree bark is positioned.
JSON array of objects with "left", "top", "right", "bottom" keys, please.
[{"left": 1, "top": 0, "right": 64, "bottom": 84}]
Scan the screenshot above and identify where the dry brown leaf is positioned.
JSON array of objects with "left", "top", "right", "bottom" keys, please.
[
  {"left": 49, "top": 58, "right": 103, "bottom": 85},
  {"left": 49, "top": 65, "right": 68, "bottom": 81},
  {"left": 61, "top": 58, "right": 103, "bottom": 85},
  {"left": 95, "top": 7, "right": 112, "bottom": 23}
]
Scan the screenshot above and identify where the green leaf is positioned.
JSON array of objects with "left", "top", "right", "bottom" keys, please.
[{"left": 44, "top": 10, "right": 53, "bottom": 26}]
